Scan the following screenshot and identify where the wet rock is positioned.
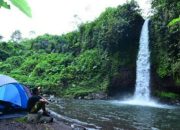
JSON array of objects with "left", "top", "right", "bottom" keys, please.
[
  {"left": 108, "top": 68, "right": 136, "bottom": 97},
  {"left": 48, "top": 95, "right": 55, "bottom": 102},
  {"left": 27, "top": 113, "right": 53, "bottom": 123},
  {"left": 50, "top": 95, "right": 55, "bottom": 99},
  {"left": 43, "top": 94, "right": 48, "bottom": 97},
  {"left": 71, "top": 124, "right": 86, "bottom": 130},
  {"left": 84, "top": 92, "right": 108, "bottom": 100},
  {"left": 84, "top": 96, "right": 92, "bottom": 100},
  {"left": 39, "top": 116, "right": 53, "bottom": 123},
  {"left": 78, "top": 97, "right": 82, "bottom": 99},
  {"left": 27, "top": 113, "right": 41, "bottom": 123}
]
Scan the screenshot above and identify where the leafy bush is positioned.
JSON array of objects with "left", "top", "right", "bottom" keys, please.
[
  {"left": 151, "top": 0, "right": 180, "bottom": 84},
  {"left": 155, "top": 91, "right": 180, "bottom": 100}
]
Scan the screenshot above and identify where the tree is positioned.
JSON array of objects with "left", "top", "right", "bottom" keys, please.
[
  {"left": 151, "top": 0, "right": 180, "bottom": 84},
  {"left": 29, "top": 31, "right": 36, "bottom": 39},
  {"left": 11, "top": 30, "right": 22, "bottom": 43},
  {"left": 0, "top": 35, "right": 3, "bottom": 41}
]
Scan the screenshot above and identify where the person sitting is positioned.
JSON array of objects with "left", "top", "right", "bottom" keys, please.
[{"left": 27, "top": 87, "right": 50, "bottom": 116}]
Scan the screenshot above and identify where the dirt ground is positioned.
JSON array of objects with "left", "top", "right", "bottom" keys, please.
[{"left": 0, "top": 118, "right": 73, "bottom": 130}]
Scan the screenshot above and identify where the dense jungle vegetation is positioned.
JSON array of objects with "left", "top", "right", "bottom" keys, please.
[
  {"left": 0, "top": 0, "right": 179, "bottom": 100},
  {"left": 0, "top": 1, "right": 143, "bottom": 98},
  {"left": 150, "top": 0, "right": 180, "bottom": 100}
]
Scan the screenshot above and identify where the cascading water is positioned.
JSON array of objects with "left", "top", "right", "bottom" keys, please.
[
  {"left": 134, "top": 19, "right": 150, "bottom": 101},
  {"left": 128, "top": 19, "right": 156, "bottom": 105},
  {"left": 116, "top": 19, "right": 162, "bottom": 107}
]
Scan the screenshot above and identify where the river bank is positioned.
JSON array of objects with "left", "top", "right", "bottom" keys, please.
[
  {"left": 0, "top": 118, "right": 73, "bottom": 130},
  {"left": 0, "top": 103, "right": 93, "bottom": 130}
]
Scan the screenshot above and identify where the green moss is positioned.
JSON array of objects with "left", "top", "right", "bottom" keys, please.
[
  {"left": 14, "top": 117, "right": 27, "bottom": 123},
  {"left": 176, "top": 79, "right": 180, "bottom": 86},
  {"left": 63, "top": 86, "right": 98, "bottom": 98},
  {"left": 155, "top": 91, "right": 179, "bottom": 100}
]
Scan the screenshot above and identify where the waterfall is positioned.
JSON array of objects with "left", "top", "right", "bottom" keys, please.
[
  {"left": 114, "top": 19, "right": 166, "bottom": 107},
  {"left": 134, "top": 19, "right": 150, "bottom": 101},
  {"left": 127, "top": 18, "right": 159, "bottom": 106}
]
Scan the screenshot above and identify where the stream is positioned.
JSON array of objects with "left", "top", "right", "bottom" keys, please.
[{"left": 49, "top": 99, "right": 180, "bottom": 130}]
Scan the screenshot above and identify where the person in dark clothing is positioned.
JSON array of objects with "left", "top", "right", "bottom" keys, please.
[{"left": 27, "top": 87, "right": 50, "bottom": 116}]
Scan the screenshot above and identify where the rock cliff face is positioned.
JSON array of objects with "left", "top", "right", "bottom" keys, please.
[
  {"left": 108, "top": 67, "right": 136, "bottom": 97},
  {"left": 151, "top": 68, "right": 180, "bottom": 95},
  {"left": 107, "top": 18, "right": 144, "bottom": 98}
]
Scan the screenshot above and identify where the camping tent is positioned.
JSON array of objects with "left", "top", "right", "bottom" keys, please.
[{"left": 0, "top": 74, "right": 31, "bottom": 111}]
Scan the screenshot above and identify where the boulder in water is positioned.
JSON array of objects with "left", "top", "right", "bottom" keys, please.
[{"left": 84, "top": 92, "right": 108, "bottom": 100}]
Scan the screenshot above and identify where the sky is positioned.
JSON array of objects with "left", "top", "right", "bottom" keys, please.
[{"left": 0, "top": 0, "right": 151, "bottom": 40}]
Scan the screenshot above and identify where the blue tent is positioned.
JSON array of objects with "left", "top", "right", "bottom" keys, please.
[{"left": 0, "top": 75, "right": 31, "bottom": 111}]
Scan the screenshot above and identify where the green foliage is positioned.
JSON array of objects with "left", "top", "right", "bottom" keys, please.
[
  {"left": 0, "top": 0, "right": 10, "bottom": 9},
  {"left": 14, "top": 117, "right": 27, "bottom": 123},
  {"left": 171, "top": 61, "right": 180, "bottom": 85},
  {"left": 11, "top": 30, "right": 22, "bottom": 42},
  {"left": 155, "top": 91, "right": 180, "bottom": 100},
  {"left": 0, "top": 0, "right": 31, "bottom": 17},
  {"left": 0, "top": 42, "right": 25, "bottom": 60},
  {"left": 0, "top": 1, "right": 143, "bottom": 98},
  {"left": 74, "top": 49, "right": 101, "bottom": 73},
  {"left": 168, "top": 17, "right": 180, "bottom": 26},
  {"left": 27, "top": 34, "right": 69, "bottom": 53},
  {"left": 0, "top": 62, "right": 12, "bottom": 73},
  {"left": 10, "top": 0, "right": 32, "bottom": 17},
  {"left": 156, "top": 53, "right": 170, "bottom": 77},
  {"left": 63, "top": 86, "right": 97, "bottom": 98},
  {"left": 151, "top": 0, "right": 180, "bottom": 84},
  {"left": 0, "top": 49, "right": 9, "bottom": 61},
  {"left": 75, "top": 1, "right": 143, "bottom": 54}
]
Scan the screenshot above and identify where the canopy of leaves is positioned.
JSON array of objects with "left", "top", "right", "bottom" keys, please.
[{"left": 151, "top": 0, "right": 180, "bottom": 85}]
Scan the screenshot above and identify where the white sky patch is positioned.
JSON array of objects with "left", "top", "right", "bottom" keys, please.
[
  {"left": 137, "top": 0, "right": 152, "bottom": 17},
  {"left": 0, "top": 0, "right": 151, "bottom": 40}
]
